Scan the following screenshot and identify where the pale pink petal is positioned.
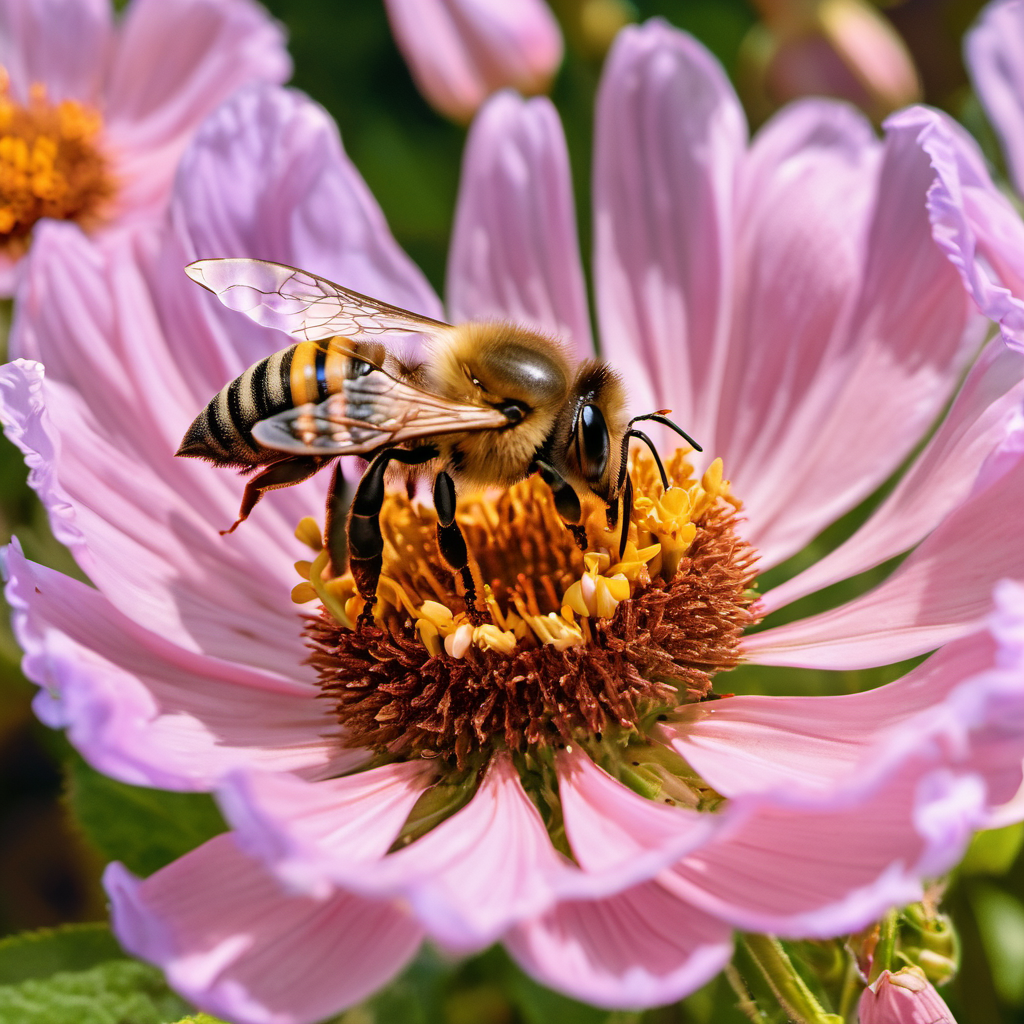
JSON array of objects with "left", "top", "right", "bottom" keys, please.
[
  {"left": 556, "top": 748, "right": 724, "bottom": 876},
  {"left": 219, "top": 762, "right": 437, "bottom": 898},
  {"left": 106, "top": 834, "right": 423, "bottom": 1024},
  {"left": 712, "top": 98, "right": 880, "bottom": 553},
  {"left": 762, "top": 338, "right": 1024, "bottom": 613},
  {"left": 744, "top": 421, "right": 1024, "bottom": 669},
  {"left": 661, "top": 760, "right": 987, "bottom": 935},
  {"left": 104, "top": 0, "right": 291, "bottom": 222},
  {"left": 675, "top": 617, "right": 1024, "bottom": 808},
  {"left": 593, "top": 20, "right": 746, "bottom": 440},
  {"left": 896, "top": 103, "right": 1024, "bottom": 355},
  {"left": 739, "top": 109, "right": 979, "bottom": 566},
  {"left": 447, "top": 91, "right": 592, "bottom": 355},
  {"left": 384, "top": 0, "right": 562, "bottom": 123},
  {"left": 0, "top": 0, "right": 111, "bottom": 103},
  {"left": 966, "top": 0, "right": 1024, "bottom": 197},
  {"left": 505, "top": 883, "right": 733, "bottom": 1009},
  {"left": 2, "top": 245, "right": 317, "bottom": 676},
  {"left": 3, "top": 543, "right": 347, "bottom": 791}
]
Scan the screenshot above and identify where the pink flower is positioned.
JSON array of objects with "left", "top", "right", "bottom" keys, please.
[
  {"left": 384, "top": 0, "right": 562, "bottom": 122},
  {"left": 955, "top": 0, "right": 1024, "bottom": 353},
  {"left": 2, "top": 21, "right": 1024, "bottom": 1024},
  {"left": 858, "top": 967, "right": 957, "bottom": 1024},
  {"left": 0, "top": 0, "right": 290, "bottom": 293}
]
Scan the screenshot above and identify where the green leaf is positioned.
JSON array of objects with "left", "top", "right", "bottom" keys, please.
[
  {"left": 65, "top": 754, "right": 226, "bottom": 877},
  {"left": 970, "top": 881, "right": 1024, "bottom": 1006},
  {"left": 960, "top": 823, "right": 1024, "bottom": 876},
  {"left": 0, "top": 959, "right": 189, "bottom": 1024},
  {"left": 0, "top": 923, "right": 123, "bottom": 985}
]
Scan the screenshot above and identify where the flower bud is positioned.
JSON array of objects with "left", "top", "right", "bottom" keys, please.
[
  {"left": 858, "top": 967, "right": 957, "bottom": 1024},
  {"left": 739, "top": 0, "right": 920, "bottom": 123},
  {"left": 384, "top": 0, "right": 563, "bottom": 123}
]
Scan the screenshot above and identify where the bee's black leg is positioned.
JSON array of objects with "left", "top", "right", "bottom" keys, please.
[
  {"left": 535, "top": 459, "right": 587, "bottom": 553},
  {"left": 433, "top": 471, "right": 484, "bottom": 623},
  {"left": 223, "top": 456, "right": 325, "bottom": 536},
  {"left": 619, "top": 474, "right": 634, "bottom": 560},
  {"left": 323, "top": 461, "right": 349, "bottom": 577},
  {"left": 348, "top": 446, "right": 437, "bottom": 623}
]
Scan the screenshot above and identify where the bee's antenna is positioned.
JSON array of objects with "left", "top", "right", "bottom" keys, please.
[
  {"left": 628, "top": 412, "right": 702, "bottom": 453},
  {"left": 619, "top": 474, "right": 633, "bottom": 560},
  {"left": 627, "top": 430, "right": 669, "bottom": 490}
]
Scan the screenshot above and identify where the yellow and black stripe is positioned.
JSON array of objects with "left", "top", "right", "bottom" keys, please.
[{"left": 177, "top": 341, "right": 350, "bottom": 466}]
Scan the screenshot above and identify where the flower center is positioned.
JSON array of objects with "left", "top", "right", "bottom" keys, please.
[
  {"left": 294, "top": 449, "right": 760, "bottom": 770},
  {"left": 0, "top": 72, "right": 115, "bottom": 256}
]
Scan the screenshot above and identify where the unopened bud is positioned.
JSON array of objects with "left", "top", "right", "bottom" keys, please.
[{"left": 858, "top": 967, "right": 956, "bottom": 1024}]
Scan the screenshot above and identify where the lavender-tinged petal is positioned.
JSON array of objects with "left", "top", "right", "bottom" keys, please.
[
  {"left": 966, "top": 0, "right": 1024, "bottom": 198},
  {"left": 448, "top": 91, "right": 592, "bottom": 356},
  {"left": 106, "top": 835, "right": 423, "bottom": 1024},
  {"left": 593, "top": 20, "right": 746, "bottom": 445}
]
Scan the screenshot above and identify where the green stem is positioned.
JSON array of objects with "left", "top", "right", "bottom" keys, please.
[
  {"left": 740, "top": 935, "right": 843, "bottom": 1024},
  {"left": 870, "top": 909, "right": 899, "bottom": 983}
]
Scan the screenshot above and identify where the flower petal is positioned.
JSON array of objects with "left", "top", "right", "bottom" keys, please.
[
  {"left": 2, "top": 248, "right": 316, "bottom": 676},
  {"left": 106, "top": 834, "right": 423, "bottom": 1024},
  {"left": 504, "top": 882, "right": 733, "bottom": 1010},
  {"left": 762, "top": 337, "right": 1024, "bottom": 613},
  {"left": 739, "top": 107, "right": 979, "bottom": 565},
  {"left": 0, "top": 0, "right": 111, "bottom": 103},
  {"left": 744, "top": 420, "right": 1024, "bottom": 669},
  {"left": 219, "top": 761, "right": 437, "bottom": 898},
  {"left": 3, "top": 542, "right": 345, "bottom": 791},
  {"left": 966, "top": 0, "right": 1024, "bottom": 197},
  {"left": 104, "top": 0, "right": 291, "bottom": 221},
  {"left": 384, "top": 0, "right": 562, "bottom": 122},
  {"left": 661, "top": 761, "right": 986, "bottom": 935},
  {"left": 593, "top": 20, "right": 746, "bottom": 438},
  {"left": 447, "top": 91, "right": 592, "bottom": 355},
  {"left": 895, "top": 103, "right": 1024, "bottom": 355}
]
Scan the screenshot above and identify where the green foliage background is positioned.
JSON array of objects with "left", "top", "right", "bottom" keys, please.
[{"left": 0, "top": 0, "right": 1022, "bottom": 1022}]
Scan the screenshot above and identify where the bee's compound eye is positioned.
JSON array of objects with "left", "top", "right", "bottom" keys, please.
[{"left": 578, "top": 403, "right": 609, "bottom": 481}]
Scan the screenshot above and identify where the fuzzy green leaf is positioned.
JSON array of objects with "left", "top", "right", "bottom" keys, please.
[{"left": 65, "top": 755, "right": 226, "bottom": 877}]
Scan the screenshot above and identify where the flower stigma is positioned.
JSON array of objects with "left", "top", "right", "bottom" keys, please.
[
  {"left": 0, "top": 71, "right": 115, "bottom": 256},
  {"left": 292, "top": 449, "right": 760, "bottom": 825}
]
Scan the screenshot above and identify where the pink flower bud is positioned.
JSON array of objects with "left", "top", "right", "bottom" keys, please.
[
  {"left": 741, "top": 0, "right": 920, "bottom": 122},
  {"left": 384, "top": 0, "right": 564, "bottom": 122},
  {"left": 859, "top": 967, "right": 957, "bottom": 1024}
]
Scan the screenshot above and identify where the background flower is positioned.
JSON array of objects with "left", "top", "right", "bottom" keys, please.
[{"left": 0, "top": 0, "right": 290, "bottom": 292}]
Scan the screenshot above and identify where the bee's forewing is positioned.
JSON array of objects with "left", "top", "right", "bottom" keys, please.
[
  {"left": 185, "top": 258, "right": 453, "bottom": 344},
  {"left": 250, "top": 373, "right": 509, "bottom": 457}
]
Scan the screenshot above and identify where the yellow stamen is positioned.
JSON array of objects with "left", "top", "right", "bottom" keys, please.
[{"left": 562, "top": 551, "right": 631, "bottom": 619}]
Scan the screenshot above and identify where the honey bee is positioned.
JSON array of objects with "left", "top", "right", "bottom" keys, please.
[{"left": 177, "top": 258, "right": 700, "bottom": 619}]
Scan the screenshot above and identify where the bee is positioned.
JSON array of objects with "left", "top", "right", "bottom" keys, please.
[{"left": 177, "top": 258, "right": 700, "bottom": 620}]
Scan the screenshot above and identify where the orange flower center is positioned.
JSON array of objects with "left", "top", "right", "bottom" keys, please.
[{"left": 0, "top": 72, "right": 115, "bottom": 257}]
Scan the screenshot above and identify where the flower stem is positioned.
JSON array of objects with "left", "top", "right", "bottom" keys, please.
[
  {"left": 739, "top": 934, "right": 844, "bottom": 1024},
  {"left": 870, "top": 909, "right": 899, "bottom": 983}
]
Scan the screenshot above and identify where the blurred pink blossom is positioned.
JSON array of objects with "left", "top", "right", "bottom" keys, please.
[
  {"left": 962, "top": 0, "right": 1024, "bottom": 354},
  {"left": 0, "top": 0, "right": 290, "bottom": 293},
  {"left": 858, "top": 967, "right": 957, "bottom": 1023},
  {"left": 2, "top": 21, "right": 1024, "bottom": 1024},
  {"left": 384, "top": 0, "right": 562, "bottom": 122}
]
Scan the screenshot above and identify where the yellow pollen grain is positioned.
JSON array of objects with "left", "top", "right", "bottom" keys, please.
[{"left": 0, "top": 73, "right": 114, "bottom": 256}]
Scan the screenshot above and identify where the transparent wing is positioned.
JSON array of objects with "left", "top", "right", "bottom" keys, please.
[
  {"left": 250, "top": 372, "right": 510, "bottom": 457},
  {"left": 185, "top": 258, "right": 453, "bottom": 344}
]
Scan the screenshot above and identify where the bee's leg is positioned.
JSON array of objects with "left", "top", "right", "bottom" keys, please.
[
  {"left": 223, "top": 456, "right": 325, "bottom": 536},
  {"left": 618, "top": 474, "right": 634, "bottom": 560},
  {"left": 323, "top": 461, "right": 349, "bottom": 577},
  {"left": 432, "top": 470, "right": 484, "bottom": 624},
  {"left": 348, "top": 445, "right": 438, "bottom": 625},
  {"left": 535, "top": 460, "right": 587, "bottom": 553}
]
